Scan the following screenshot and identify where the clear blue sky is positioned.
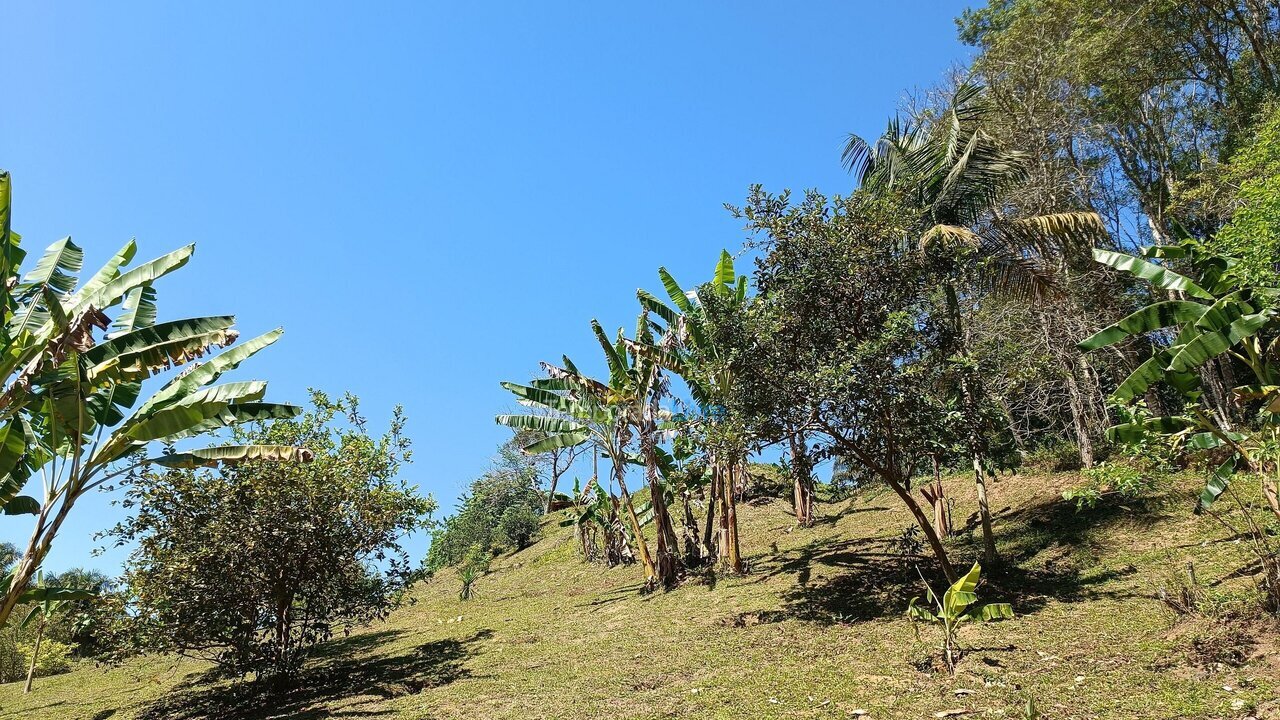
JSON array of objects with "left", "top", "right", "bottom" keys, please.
[{"left": 1, "top": 1, "right": 973, "bottom": 573}]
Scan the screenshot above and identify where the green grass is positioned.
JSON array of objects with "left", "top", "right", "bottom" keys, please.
[{"left": 2, "top": 471, "right": 1278, "bottom": 719}]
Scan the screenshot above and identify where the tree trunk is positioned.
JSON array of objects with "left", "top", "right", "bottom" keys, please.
[
  {"left": 702, "top": 461, "right": 718, "bottom": 563},
  {"left": 972, "top": 454, "right": 997, "bottom": 566},
  {"left": 640, "top": 427, "right": 681, "bottom": 589},
  {"left": 920, "top": 456, "right": 952, "bottom": 539},
  {"left": 789, "top": 435, "right": 815, "bottom": 527},
  {"left": 887, "top": 474, "right": 957, "bottom": 584},
  {"left": 947, "top": 284, "right": 998, "bottom": 566},
  {"left": 718, "top": 460, "right": 744, "bottom": 574},
  {"left": 1063, "top": 361, "right": 1096, "bottom": 468},
  {"left": 24, "top": 619, "right": 44, "bottom": 693},
  {"left": 614, "top": 457, "right": 656, "bottom": 583},
  {"left": 680, "top": 490, "right": 701, "bottom": 566},
  {"left": 1, "top": 496, "right": 75, "bottom": 630}
]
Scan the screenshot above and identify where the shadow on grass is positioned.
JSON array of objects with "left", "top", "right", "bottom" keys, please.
[
  {"left": 137, "top": 628, "right": 492, "bottom": 720},
  {"left": 736, "top": 491, "right": 1164, "bottom": 626}
]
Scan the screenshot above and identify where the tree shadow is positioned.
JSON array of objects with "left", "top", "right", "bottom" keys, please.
[
  {"left": 733, "top": 492, "right": 1164, "bottom": 626},
  {"left": 137, "top": 628, "right": 493, "bottom": 720}
]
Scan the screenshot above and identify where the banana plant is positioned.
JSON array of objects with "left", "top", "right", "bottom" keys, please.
[
  {"left": 0, "top": 173, "right": 308, "bottom": 628},
  {"left": 498, "top": 335, "right": 660, "bottom": 585},
  {"left": 637, "top": 250, "right": 749, "bottom": 571},
  {"left": 16, "top": 570, "right": 96, "bottom": 692},
  {"left": 907, "top": 561, "right": 1013, "bottom": 674},
  {"left": 1079, "top": 239, "right": 1280, "bottom": 515},
  {"left": 499, "top": 313, "right": 683, "bottom": 590}
]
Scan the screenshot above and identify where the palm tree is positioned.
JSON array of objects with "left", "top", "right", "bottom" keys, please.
[
  {"left": 842, "top": 83, "right": 1105, "bottom": 564},
  {"left": 0, "top": 174, "right": 308, "bottom": 627},
  {"left": 17, "top": 571, "right": 95, "bottom": 692}
]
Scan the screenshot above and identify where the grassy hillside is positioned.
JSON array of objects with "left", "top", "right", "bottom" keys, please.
[{"left": 2, "top": 471, "right": 1277, "bottom": 720}]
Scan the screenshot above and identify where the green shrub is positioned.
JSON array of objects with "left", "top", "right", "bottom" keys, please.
[
  {"left": 1063, "top": 460, "right": 1157, "bottom": 510},
  {"left": 498, "top": 506, "right": 541, "bottom": 550},
  {"left": 1022, "top": 441, "right": 1082, "bottom": 472},
  {"left": 17, "top": 639, "right": 73, "bottom": 678}
]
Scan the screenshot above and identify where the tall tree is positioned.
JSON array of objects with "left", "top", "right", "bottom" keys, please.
[
  {"left": 729, "top": 188, "right": 963, "bottom": 582},
  {"left": 638, "top": 251, "right": 755, "bottom": 568},
  {"left": 843, "top": 82, "right": 1105, "bottom": 563}
]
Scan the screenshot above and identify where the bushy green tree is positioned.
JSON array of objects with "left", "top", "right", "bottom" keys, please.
[
  {"left": 104, "top": 392, "right": 432, "bottom": 679},
  {"left": 726, "top": 188, "right": 963, "bottom": 582},
  {"left": 426, "top": 435, "right": 543, "bottom": 571}
]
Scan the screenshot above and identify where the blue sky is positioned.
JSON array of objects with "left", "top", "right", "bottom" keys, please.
[{"left": 1, "top": 1, "right": 973, "bottom": 572}]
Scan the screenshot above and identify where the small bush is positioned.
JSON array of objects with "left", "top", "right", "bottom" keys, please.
[
  {"left": 458, "top": 546, "right": 491, "bottom": 601},
  {"left": 17, "top": 639, "right": 74, "bottom": 678},
  {"left": 498, "top": 506, "right": 541, "bottom": 550},
  {"left": 1063, "top": 460, "right": 1157, "bottom": 510},
  {"left": 1022, "top": 441, "right": 1082, "bottom": 472}
]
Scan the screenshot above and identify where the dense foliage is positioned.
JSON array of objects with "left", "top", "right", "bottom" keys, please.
[
  {"left": 426, "top": 435, "right": 544, "bottom": 572},
  {"left": 104, "top": 393, "right": 433, "bottom": 678}
]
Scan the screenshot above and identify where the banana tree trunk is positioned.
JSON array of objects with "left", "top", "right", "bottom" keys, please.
[
  {"left": 24, "top": 618, "right": 45, "bottom": 692},
  {"left": 718, "top": 460, "right": 744, "bottom": 574},
  {"left": 920, "top": 456, "right": 952, "bottom": 539},
  {"left": 702, "top": 457, "right": 718, "bottom": 562},
  {"left": 789, "top": 434, "right": 815, "bottom": 527},
  {"left": 613, "top": 452, "right": 656, "bottom": 583},
  {"left": 640, "top": 428, "right": 681, "bottom": 589}
]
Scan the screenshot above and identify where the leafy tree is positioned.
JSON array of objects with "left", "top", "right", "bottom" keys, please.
[
  {"left": 426, "top": 437, "right": 544, "bottom": 570},
  {"left": 104, "top": 392, "right": 432, "bottom": 679},
  {"left": 498, "top": 505, "right": 540, "bottom": 550},
  {"left": 728, "top": 188, "right": 963, "bottom": 582},
  {"left": 844, "top": 81, "right": 1107, "bottom": 563},
  {"left": 0, "top": 171, "right": 306, "bottom": 629}
]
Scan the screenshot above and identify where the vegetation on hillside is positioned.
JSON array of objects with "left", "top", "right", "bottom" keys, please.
[{"left": 5, "top": 1, "right": 1280, "bottom": 717}]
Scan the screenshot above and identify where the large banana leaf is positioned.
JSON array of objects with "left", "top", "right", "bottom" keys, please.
[
  {"left": 500, "top": 381, "right": 577, "bottom": 415},
  {"left": 1193, "top": 291, "right": 1253, "bottom": 332},
  {"left": 657, "top": 267, "right": 695, "bottom": 314},
  {"left": 1167, "top": 313, "right": 1271, "bottom": 373},
  {"left": 107, "top": 284, "right": 157, "bottom": 338},
  {"left": 2, "top": 496, "right": 39, "bottom": 515},
  {"left": 494, "top": 414, "right": 583, "bottom": 435},
  {"left": 83, "top": 315, "right": 237, "bottom": 383},
  {"left": 1092, "top": 248, "right": 1212, "bottom": 299},
  {"left": 0, "top": 172, "right": 26, "bottom": 284},
  {"left": 17, "top": 586, "right": 95, "bottom": 604},
  {"left": 521, "top": 429, "right": 591, "bottom": 453},
  {"left": 1078, "top": 301, "right": 1208, "bottom": 351},
  {"left": 942, "top": 562, "right": 982, "bottom": 618},
  {"left": 124, "top": 400, "right": 298, "bottom": 443},
  {"left": 637, "top": 289, "right": 680, "bottom": 328},
  {"left": 1196, "top": 455, "right": 1238, "bottom": 513},
  {"left": 713, "top": 249, "right": 735, "bottom": 292},
  {"left": 70, "top": 240, "right": 138, "bottom": 313},
  {"left": 67, "top": 244, "right": 194, "bottom": 317},
  {"left": 590, "top": 320, "right": 628, "bottom": 386},
  {"left": 1112, "top": 352, "right": 1170, "bottom": 403},
  {"left": 16, "top": 237, "right": 83, "bottom": 298},
  {"left": 136, "top": 328, "right": 283, "bottom": 416},
  {"left": 150, "top": 444, "right": 314, "bottom": 469}
]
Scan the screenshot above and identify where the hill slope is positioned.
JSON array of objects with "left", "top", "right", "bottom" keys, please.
[{"left": 2, "top": 471, "right": 1277, "bottom": 719}]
